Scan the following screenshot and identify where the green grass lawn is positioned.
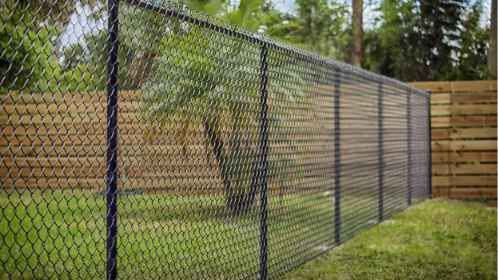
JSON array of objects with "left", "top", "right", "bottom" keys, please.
[
  {"left": 0, "top": 189, "right": 337, "bottom": 279},
  {"left": 0, "top": 188, "right": 426, "bottom": 279},
  {"left": 286, "top": 199, "right": 497, "bottom": 280}
]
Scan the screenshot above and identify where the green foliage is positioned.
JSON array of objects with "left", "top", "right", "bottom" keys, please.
[
  {"left": 141, "top": 26, "right": 249, "bottom": 120},
  {"left": 0, "top": 189, "right": 334, "bottom": 278},
  {"left": 364, "top": 0, "right": 489, "bottom": 81},
  {"left": 456, "top": 2, "right": 490, "bottom": 80},
  {"left": 234, "top": 0, "right": 262, "bottom": 20},
  {"left": 4, "top": 0, "right": 87, "bottom": 27},
  {"left": 0, "top": 1, "right": 103, "bottom": 93},
  {"left": 266, "top": 0, "right": 351, "bottom": 60},
  {"left": 2, "top": 0, "right": 491, "bottom": 95},
  {"left": 1, "top": 7, "right": 41, "bottom": 92},
  {"left": 121, "top": 0, "right": 321, "bottom": 215},
  {"left": 139, "top": 12, "right": 307, "bottom": 208},
  {"left": 119, "top": 3, "right": 172, "bottom": 53}
]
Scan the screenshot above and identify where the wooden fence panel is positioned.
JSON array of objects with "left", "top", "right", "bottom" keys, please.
[
  {"left": 0, "top": 88, "right": 334, "bottom": 196},
  {"left": 3, "top": 81, "right": 495, "bottom": 202},
  {"left": 411, "top": 80, "right": 497, "bottom": 203},
  {"left": 0, "top": 91, "right": 222, "bottom": 194}
]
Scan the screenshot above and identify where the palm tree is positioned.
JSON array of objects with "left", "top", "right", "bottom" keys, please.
[{"left": 135, "top": 0, "right": 307, "bottom": 216}]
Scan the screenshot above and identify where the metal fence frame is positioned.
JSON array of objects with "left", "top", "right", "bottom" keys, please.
[
  {"left": 104, "top": 1, "right": 431, "bottom": 279},
  {"left": 1, "top": 0, "right": 431, "bottom": 279}
]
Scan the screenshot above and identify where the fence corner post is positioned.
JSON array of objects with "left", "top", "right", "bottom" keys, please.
[{"left": 106, "top": 0, "right": 119, "bottom": 279}]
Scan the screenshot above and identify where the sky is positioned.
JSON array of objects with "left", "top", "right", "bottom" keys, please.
[
  {"left": 273, "top": 0, "right": 294, "bottom": 14},
  {"left": 58, "top": 2, "right": 105, "bottom": 47}
]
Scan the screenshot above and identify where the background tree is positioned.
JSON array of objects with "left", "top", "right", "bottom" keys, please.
[
  {"left": 363, "top": 0, "right": 489, "bottom": 81},
  {"left": 489, "top": 0, "right": 497, "bottom": 78},
  {"left": 137, "top": 0, "right": 307, "bottom": 216},
  {"left": 456, "top": 1, "right": 489, "bottom": 80},
  {"left": 0, "top": 0, "right": 100, "bottom": 93},
  {"left": 352, "top": 0, "right": 363, "bottom": 66},
  {"left": 266, "top": 0, "right": 350, "bottom": 60}
]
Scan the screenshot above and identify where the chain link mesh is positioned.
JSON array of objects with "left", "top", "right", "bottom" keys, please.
[{"left": 1, "top": 0, "right": 430, "bottom": 279}]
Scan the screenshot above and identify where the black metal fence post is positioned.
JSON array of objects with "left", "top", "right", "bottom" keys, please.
[
  {"left": 406, "top": 91, "right": 412, "bottom": 206},
  {"left": 377, "top": 82, "right": 384, "bottom": 221},
  {"left": 258, "top": 44, "right": 270, "bottom": 280},
  {"left": 106, "top": 0, "right": 119, "bottom": 279},
  {"left": 427, "top": 95, "right": 433, "bottom": 198},
  {"left": 333, "top": 69, "right": 341, "bottom": 244}
]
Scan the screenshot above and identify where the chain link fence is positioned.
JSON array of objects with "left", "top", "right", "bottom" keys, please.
[{"left": 1, "top": 0, "right": 431, "bottom": 279}]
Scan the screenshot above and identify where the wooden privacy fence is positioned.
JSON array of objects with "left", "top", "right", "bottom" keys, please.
[
  {"left": 0, "top": 89, "right": 337, "bottom": 195},
  {"left": 2, "top": 81, "right": 494, "bottom": 201},
  {"left": 411, "top": 80, "right": 497, "bottom": 203},
  {"left": 0, "top": 84, "right": 419, "bottom": 197},
  {"left": 0, "top": 91, "right": 223, "bottom": 193}
]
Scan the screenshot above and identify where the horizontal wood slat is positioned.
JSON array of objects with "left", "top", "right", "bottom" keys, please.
[
  {"left": 431, "top": 115, "right": 497, "bottom": 128},
  {"left": 432, "top": 163, "right": 497, "bottom": 175},
  {"left": 431, "top": 104, "right": 497, "bottom": 116},
  {"left": 432, "top": 175, "right": 497, "bottom": 187},
  {"left": 431, "top": 128, "right": 497, "bottom": 140},
  {"left": 430, "top": 91, "right": 497, "bottom": 105},
  {"left": 432, "top": 140, "right": 497, "bottom": 152},
  {"left": 432, "top": 187, "right": 497, "bottom": 199},
  {"left": 432, "top": 151, "right": 497, "bottom": 163},
  {"left": 412, "top": 80, "right": 497, "bottom": 93}
]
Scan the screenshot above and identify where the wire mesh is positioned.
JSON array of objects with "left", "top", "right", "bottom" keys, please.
[{"left": 0, "top": 0, "right": 430, "bottom": 279}]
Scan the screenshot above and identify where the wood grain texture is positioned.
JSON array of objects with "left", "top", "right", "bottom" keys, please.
[
  {"left": 2, "top": 81, "right": 496, "bottom": 202},
  {"left": 0, "top": 89, "right": 335, "bottom": 195},
  {"left": 412, "top": 80, "right": 497, "bottom": 202}
]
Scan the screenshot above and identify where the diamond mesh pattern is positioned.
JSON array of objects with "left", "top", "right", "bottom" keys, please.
[{"left": 0, "top": 0, "right": 430, "bottom": 279}]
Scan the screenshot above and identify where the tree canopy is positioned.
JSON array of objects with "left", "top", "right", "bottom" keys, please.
[
  {"left": 363, "top": 0, "right": 490, "bottom": 81},
  {"left": 1, "top": 0, "right": 491, "bottom": 91}
]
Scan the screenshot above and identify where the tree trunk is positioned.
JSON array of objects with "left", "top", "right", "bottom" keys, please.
[
  {"left": 352, "top": 0, "right": 363, "bottom": 67},
  {"left": 489, "top": 0, "right": 497, "bottom": 79},
  {"left": 203, "top": 120, "right": 258, "bottom": 216}
]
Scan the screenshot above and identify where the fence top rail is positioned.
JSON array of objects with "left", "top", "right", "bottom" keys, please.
[{"left": 125, "top": 0, "right": 428, "bottom": 97}]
